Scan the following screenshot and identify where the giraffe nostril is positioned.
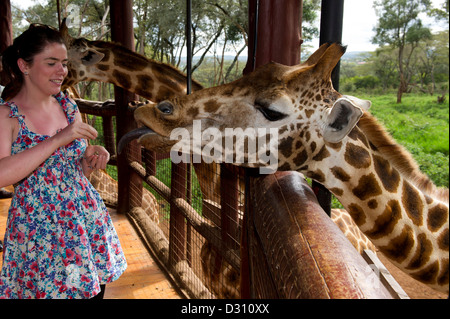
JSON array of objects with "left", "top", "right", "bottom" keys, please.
[{"left": 157, "top": 101, "right": 174, "bottom": 115}]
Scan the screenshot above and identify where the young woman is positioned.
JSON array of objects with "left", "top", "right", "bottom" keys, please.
[{"left": 0, "top": 24, "right": 127, "bottom": 299}]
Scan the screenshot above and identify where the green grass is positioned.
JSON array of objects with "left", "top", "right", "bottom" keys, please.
[{"left": 361, "top": 94, "right": 449, "bottom": 155}]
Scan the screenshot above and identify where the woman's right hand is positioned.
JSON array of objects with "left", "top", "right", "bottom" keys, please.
[{"left": 55, "top": 118, "right": 98, "bottom": 147}]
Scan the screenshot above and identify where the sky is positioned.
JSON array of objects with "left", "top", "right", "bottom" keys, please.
[
  {"left": 341, "top": 0, "right": 380, "bottom": 52},
  {"left": 11, "top": 0, "right": 448, "bottom": 53},
  {"left": 337, "top": 0, "right": 447, "bottom": 52}
]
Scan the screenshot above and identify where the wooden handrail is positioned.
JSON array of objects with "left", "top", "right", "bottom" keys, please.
[{"left": 245, "top": 171, "right": 394, "bottom": 299}]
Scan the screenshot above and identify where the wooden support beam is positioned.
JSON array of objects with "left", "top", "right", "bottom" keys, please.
[
  {"left": 169, "top": 162, "right": 187, "bottom": 264},
  {"left": 109, "top": 0, "right": 142, "bottom": 213},
  {"left": 0, "top": 0, "right": 13, "bottom": 87},
  {"left": 362, "top": 249, "right": 410, "bottom": 299}
]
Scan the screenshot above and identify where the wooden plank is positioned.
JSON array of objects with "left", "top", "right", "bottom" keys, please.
[
  {"left": 127, "top": 207, "right": 213, "bottom": 299},
  {"left": 105, "top": 209, "right": 182, "bottom": 299},
  {"left": 362, "top": 249, "right": 410, "bottom": 299}
]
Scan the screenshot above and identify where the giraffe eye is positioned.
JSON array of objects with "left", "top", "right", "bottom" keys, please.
[{"left": 255, "top": 101, "right": 287, "bottom": 121}]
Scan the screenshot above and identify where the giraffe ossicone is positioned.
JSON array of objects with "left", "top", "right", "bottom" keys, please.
[{"left": 120, "top": 43, "right": 449, "bottom": 294}]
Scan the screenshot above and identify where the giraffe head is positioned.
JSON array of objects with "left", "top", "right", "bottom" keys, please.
[
  {"left": 120, "top": 43, "right": 371, "bottom": 172},
  {"left": 59, "top": 20, "right": 107, "bottom": 89},
  {"left": 60, "top": 19, "right": 202, "bottom": 101}
]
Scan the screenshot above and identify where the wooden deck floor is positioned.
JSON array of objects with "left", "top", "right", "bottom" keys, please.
[{"left": 0, "top": 185, "right": 182, "bottom": 299}]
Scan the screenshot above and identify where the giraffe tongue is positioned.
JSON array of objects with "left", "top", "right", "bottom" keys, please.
[{"left": 118, "top": 126, "right": 157, "bottom": 154}]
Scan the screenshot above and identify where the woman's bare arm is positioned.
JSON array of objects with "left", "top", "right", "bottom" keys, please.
[{"left": 0, "top": 105, "right": 98, "bottom": 188}]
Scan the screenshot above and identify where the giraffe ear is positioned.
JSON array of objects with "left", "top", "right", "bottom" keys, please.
[
  {"left": 323, "top": 98, "right": 363, "bottom": 143},
  {"left": 80, "top": 48, "right": 105, "bottom": 66},
  {"left": 343, "top": 95, "right": 372, "bottom": 111},
  {"left": 59, "top": 18, "right": 73, "bottom": 46}
]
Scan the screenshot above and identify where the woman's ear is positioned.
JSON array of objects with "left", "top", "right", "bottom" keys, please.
[{"left": 17, "top": 58, "right": 29, "bottom": 75}]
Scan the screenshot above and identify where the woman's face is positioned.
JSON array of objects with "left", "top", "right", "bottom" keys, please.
[{"left": 21, "top": 42, "right": 69, "bottom": 96}]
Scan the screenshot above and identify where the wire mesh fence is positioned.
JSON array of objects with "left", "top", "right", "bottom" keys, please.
[
  {"left": 133, "top": 147, "right": 245, "bottom": 298},
  {"left": 81, "top": 104, "right": 244, "bottom": 298}
]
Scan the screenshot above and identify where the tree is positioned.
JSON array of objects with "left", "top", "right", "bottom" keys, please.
[
  {"left": 372, "top": 47, "right": 398, "bottom": 92},
  {"left": 412, "top": 31, "right": 449, "bottom": 95},
  {"left": 372, "top": 0, "right": 432, "bottom": 103},
  {"left": 430, "top": 0, "right": 449, "bottom": 24}
]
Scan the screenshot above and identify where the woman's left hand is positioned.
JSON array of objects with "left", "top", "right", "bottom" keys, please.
[{"left": 82, "top": 145, "right": 110, "bottom": 176}]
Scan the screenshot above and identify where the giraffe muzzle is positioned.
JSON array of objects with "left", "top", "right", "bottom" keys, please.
[{"left": 118, "top": 126, "right": 157, "bottom": 154}]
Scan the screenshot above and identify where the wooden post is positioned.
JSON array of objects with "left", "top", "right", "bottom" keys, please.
[
  {"left": 110, "top": 0, "right": 142, "bottom": 213},
  {"left": 220, "top": 164, "right": 239, "bottom": 249},
  {"left": 143, "top": 150, "right": 157, "bottom": 176},
  {"left": 313, "top": 0, "right": 345, "bottom": 216},
  {"left": 0, "top": 0, "right": 13, "bottom": 87},
  {"left": 169, "top": 161, "right": 187, "bottom": 264},
  {"left": 242, "top": 0, "right": 303, "bottom": 299},
  {"left": 244, "top": 0, "right": 303, "bottom": 73},
  {"left": 102, "top": 115, "right": 116, "bottom": 157}
]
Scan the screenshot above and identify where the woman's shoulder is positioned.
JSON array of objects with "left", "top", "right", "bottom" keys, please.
[
  {"left": 55, "top": 91, "right": 78, "bottom": 106},
  {"left": 0, "top": 104, "right": 15, "bottom": 133},
  {"left": 0, "top": 103, "right": 12, "bottom": 117},
  {"left": 54, "top": 91, "right": 79, "bottom": 123}
]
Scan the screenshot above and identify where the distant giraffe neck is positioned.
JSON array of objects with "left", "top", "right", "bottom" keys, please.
[
  {"left": 304, "top": 113, "right": 449, "bottom": 293},
  {"left": 330, "top": 209, "right": 377, "bottom": 254},
  {"left": 63, "top": 38, "right": 224, "bottom": 202},
  {"left": 64, "top": 41, "right": 203, "bottom": 102}
]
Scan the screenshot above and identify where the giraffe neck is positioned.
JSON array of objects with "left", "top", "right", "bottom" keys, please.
[
  {"left": 66, "top": 41, "right": 203, "bottom": 102},
  {"left": 305, "top": 113, "right": 449, "bottom": 293}
]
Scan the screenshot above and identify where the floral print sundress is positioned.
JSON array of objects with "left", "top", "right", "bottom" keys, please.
[{"left": 0, "top": 92, "right": 127, "bottom": 299}]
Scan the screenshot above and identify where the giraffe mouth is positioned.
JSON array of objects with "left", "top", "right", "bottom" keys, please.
[
  {"left": 118, "top": 126, "right": 157, "bottom": 154},
  {"left": 118, "top": 126, "right": 176, "bottom": 154}
]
